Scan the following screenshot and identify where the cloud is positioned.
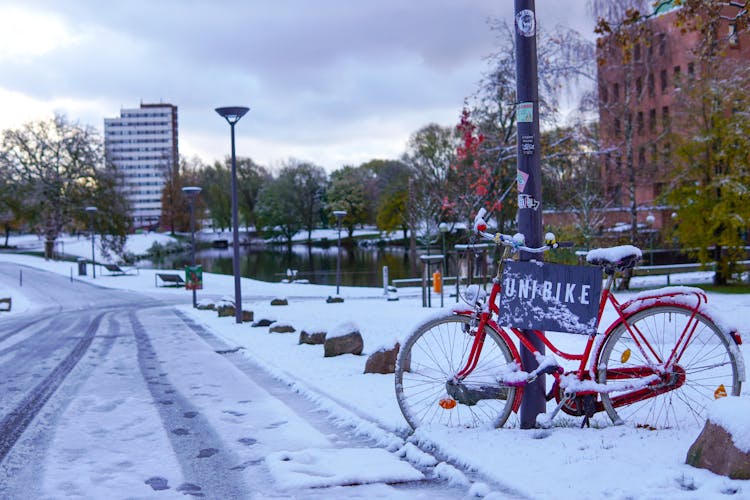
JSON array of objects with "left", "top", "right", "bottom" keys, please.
[{"left": 0, "top": 0, "right": 593, "bottom": 171}]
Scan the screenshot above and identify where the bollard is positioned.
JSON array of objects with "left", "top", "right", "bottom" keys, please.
[
  {"left": 19, "top": 269, "right": 22, "bottom": 287},
  {"left": 382, "top": 266, "right": 389, "bottom": 296},
  {"left": 433, "top": 270, "right": 442, "bottom": 294}
]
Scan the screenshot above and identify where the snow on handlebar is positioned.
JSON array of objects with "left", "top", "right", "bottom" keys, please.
[{"left": 472, "top": 208, "right": 567, "bottom": 253}]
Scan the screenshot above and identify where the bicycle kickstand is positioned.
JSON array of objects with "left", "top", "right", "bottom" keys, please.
[{"left": 538, "top": 392, "right": 575, "bottom": 429}]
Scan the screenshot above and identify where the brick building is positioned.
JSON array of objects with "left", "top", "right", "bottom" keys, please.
[{"left": 595, "top": 4, "right": 750, "bottom": 235}]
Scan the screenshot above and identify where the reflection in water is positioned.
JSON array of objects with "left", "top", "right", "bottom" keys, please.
[{"left": 139, "top": 244, "right": 437, "bottom": 287}]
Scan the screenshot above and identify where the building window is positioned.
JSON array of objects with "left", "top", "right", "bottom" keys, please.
[
  {"left": 601, "top": 85, "right": 608, "bottom": 104},
  {"left": 662, "top": 142, "right": 671, "bottom": 164},
  {"left": 614, "top": 117, "right": 621, "bottom": 137},
  {"left": 649, "top": 108, "right": 656, "bottom": 132},
  {"left": 638, "top": 147, "right": 646, "bottom": 167},
  {"left": 673, "top": 65, "right": 681, "bottom": 87},
  {"left": 637, "top": 111, "right": 644, "bottom": 135},
  {"left": 634, "top": 43, "right": 641, "bottom": 61},
  {"left": 729, "top": 23, "right": 739, "bottom": 46},
  {"left": 636, "top": 77, "right": 643, "bottom": 95},
  {"left": 648, "top": 73, "right": 655, "bottom": 97},
  {"left": 613, "top": 83, "right": 620, "bottom": 102},
  {"left": 660, "top": 69, "right": 668, "bottom": 93},
  {"left": 662, "top": 106, "right": 670, "bottom": 129},
  {"left": 688, "top": 62, "right": 695, "bottom": 77}
]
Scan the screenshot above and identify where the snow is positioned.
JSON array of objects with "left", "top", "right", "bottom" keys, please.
[
  {"left": 2, "top": 231, "right": 750, "bottom": 498},
  {"left": 586, "top": 244, "right": 643, "bottom": 264},
  {"left": 707, "top": 397, "right": 750, "bottom": 453}
]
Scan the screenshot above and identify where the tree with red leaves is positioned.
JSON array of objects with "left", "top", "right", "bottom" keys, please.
[{"left": 444, "top": 108, "right": 506, "bottom": 228}]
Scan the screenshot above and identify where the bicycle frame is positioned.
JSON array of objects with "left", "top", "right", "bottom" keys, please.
[{"left": 451, "top": 247, "right": 727, "bottom": 413}]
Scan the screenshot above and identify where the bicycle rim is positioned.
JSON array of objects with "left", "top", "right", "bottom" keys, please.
[
  {"left": 395, "top": 315, "right": 518, "bottom": 429},
  {"left": 598, "top": 306, "right": 741, "bottom": 429}
]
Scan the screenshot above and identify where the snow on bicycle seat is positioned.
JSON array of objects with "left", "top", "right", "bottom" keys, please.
[{"left": 586, "top": 245, "right": 642, "bottom": 274}]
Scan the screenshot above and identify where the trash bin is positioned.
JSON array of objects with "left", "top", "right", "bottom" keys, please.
[{"left": 77, "top": 258, "right": 87, "bottom": 276}]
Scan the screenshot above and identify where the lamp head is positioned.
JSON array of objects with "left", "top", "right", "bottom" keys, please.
[
  {"left": 333, "top": 210, "right": 347, "bottom": 220},
  {"left": 182, "top": 186, "right": 202, "bottom": 198},
  {"left": 85, "top": 206, "right": 98, "bottom": 214},
  {"left": 215, "top": 106, "right": 250, "bottom": 124}
]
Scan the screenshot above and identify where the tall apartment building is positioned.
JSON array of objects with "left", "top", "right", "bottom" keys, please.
[
  {"left": 596, "top": 5, "right": 750, "bottom": 231},
  {"left": 104, "top": 103, "right": 179, "bottom": 229}
]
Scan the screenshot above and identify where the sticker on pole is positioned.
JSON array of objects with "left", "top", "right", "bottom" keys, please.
[
  {"left": 498, "top": 261, "right": 602, "bottom": 335},
  {"left": 516, "top": 9, "right": 536, "bottom": 37},
  {"left": 185, "top": 265, "right": 203, "bottom": 290},
  {"left": 516, "top": 102, "right": 533, "bottom": 123}
]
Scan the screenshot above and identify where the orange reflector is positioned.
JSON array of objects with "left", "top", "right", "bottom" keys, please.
[
  {"left": 439, "top": 398, "right": 457, "bottom": 409},
  {"left": 714, "top": 384, "right": 727, "bottom": 399},
  {"left": 620, "top": 349, "right": 631, "bottom": 363}
]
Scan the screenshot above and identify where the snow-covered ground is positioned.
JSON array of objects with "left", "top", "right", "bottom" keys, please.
[{"left": 1, "top": 232, "right": 749, "bottom": 499}]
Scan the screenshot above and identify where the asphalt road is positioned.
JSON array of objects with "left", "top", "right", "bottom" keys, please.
[{"left": 0, "top": 263, "right": 495, "bottom": 499}]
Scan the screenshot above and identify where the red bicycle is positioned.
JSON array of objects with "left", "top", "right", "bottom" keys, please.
[{"left": 395, "top": 209, "right": 744, "bottom": 430}]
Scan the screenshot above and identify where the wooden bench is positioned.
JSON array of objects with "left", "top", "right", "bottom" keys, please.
[
  {"left": 155, "top": 273, "right": 185, "bottom": 287},
  {"left": 0, "top": 297, "right": 10, "bottom": 312},
  {"left": 104, "top": 263, "right": 138, "bottom": 276}
]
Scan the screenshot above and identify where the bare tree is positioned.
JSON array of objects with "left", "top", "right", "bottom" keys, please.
[{"left": 0, "top": 114, "right": 129, "bottom": 259}]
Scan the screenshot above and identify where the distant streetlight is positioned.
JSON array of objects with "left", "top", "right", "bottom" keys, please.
[
  {"left": 438, "top": 222, "right": 449, "bottom": 308},
  {"left": 646, "top": 213, "right": 656, "bottom": 266},
  {"left": 215, "top": 106, "right": 249, "bottom": 323},
  {"left": 85, "top": 206, "right": 98, "bottom": 278},
  {"left": 182, "top": 186, "right": 202, "bottom": 308},
  {"left": 333, "top": 210, "right": 347, "bottom": 296}
]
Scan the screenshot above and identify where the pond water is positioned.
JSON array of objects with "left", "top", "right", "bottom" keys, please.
[{"left": 138, "top": 244, "right": 446, "bottom": 288}]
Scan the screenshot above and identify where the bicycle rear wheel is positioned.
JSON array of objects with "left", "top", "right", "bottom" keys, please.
[
  {"left": 598, "top": 306, "right": 741, "bottom": 429},
  {"left": 395, "top": 314, "right": 518, "bottom": 429}
]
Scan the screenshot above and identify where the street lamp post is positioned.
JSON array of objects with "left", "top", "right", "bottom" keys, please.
[
  {"left": 333, "top": 210, "right": 347, "bottom": 296},
  {"left": 438, "top": 222, "right": 449, "bottom": 308},
  {"left": 215, "top": 106, "right": 249, "bottom": 324},
  {"left": 182, "top": 186, "right": 202, "bottom": 308},
  {"left": 85, "top": 206, "right": 98, "bottom": 278},
  {"left": 646, "top": 213, "right": 656, "bottom": 266}
]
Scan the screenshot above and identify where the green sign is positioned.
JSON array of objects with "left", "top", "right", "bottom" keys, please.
[{"left": 185, "top": 265, "right": 203, "bottom": 290}]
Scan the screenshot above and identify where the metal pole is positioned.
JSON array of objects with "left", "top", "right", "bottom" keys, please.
[
  {"left": 515, "top": 0, "right": 545, "bottom": 429},
  {"left": 190, "top": 197, "right": 197, "bottom": 308},
  {"left": 90, "top": 213, "right": 96, "bottom": 279},
  {"left": 229, "top": 122, "right": 243, "bottom": 323},
  {"left": 336, "top": 219, "right": 342, "bottom": 295}
]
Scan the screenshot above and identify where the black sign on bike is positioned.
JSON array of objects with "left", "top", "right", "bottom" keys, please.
[{"left": 498, "top": 261, "right": 602, "bottom": 335}]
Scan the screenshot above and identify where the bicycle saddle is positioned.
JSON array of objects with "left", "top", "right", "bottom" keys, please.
[{"left": 586, "top": 245, "right": 642, "bottom": 274}]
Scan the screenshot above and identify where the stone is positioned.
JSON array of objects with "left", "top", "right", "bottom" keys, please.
[
  {"left": 269, "top": 323, "right": 295, "bottom": 334},
  {"left": 326, "top": 296, "right": 344, "bottom": 303},
  {"left": 217, "top": 304, "right": 235, "bottom": 317},
  {"left": 270, "top": 298, "right": 288, "bottom": 306},
  {"left": 251, "top": 318, "right": 276, "bottom": 328},
  {"left": 686, "top": 420, "right": 750, "bottom": 479},
  {"left": 241, "top": 310, "right": 254, "bottom": 322},
  {"left": 324, "top": 329, "right": 363, "bottom": 357},
  {"left": 299, "top": 329, "right": 326, "bottom": 345},
  {"left": 195, "top": 300, "right": 215, "bottom": 311},
  {"left": 364, "top": 343, "right": 401, "bottom": 374}
]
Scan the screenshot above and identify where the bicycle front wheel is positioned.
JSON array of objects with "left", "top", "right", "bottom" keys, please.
[
  {"left": 598, "top": 306, "right": 741, "bottom": 429},
  {"left": 395, "top": 314, "right": 518, "bottom": 430}
]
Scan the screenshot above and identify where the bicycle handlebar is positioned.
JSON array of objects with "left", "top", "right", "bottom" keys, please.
[{"left": 473, "top": 207, "right": 566, "bottom": 253}]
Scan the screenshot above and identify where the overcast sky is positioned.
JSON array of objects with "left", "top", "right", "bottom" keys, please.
[{"left": 0, "top": 0, "right": 593, "bottom": 172}]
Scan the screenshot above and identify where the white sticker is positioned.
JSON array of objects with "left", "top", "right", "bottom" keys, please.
[
  {"left": 518, "top": 194, "right": 540, "bottom": 210},
  {"left": 516, "top": 9, "right": 536, "bottom": 38}
]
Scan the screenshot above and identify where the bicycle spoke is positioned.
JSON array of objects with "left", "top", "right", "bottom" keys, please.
[
  {"left": 598, "top": 306, "right": 740, "bottom": 430},
  {"left": 395, "top": 315, "right": 517, "bottom": 429}
]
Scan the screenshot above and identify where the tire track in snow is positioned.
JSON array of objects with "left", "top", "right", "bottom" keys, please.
[{"left": 0, "top": 312, "right": 103, "bottom": 464}]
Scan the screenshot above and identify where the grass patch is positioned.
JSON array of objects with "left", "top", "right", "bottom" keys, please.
[{"left": 695, "top": 283, "right": 750, "bottom": 294}]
